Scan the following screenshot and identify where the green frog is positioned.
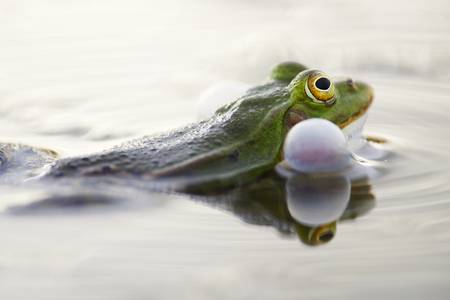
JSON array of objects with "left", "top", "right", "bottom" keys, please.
[{"left": 2, "top": 62, "right": 373, "bottom": 192}]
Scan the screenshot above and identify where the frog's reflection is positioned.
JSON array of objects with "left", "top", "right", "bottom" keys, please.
[
  {"left": 287, "top": 175, "right": 349, "bottom": 245},
  {"left": 8, "top": 169, "right": 375, "bottom": 246},
  {"left": 197, "top": 173, "right": 375, "bottom": 246}
]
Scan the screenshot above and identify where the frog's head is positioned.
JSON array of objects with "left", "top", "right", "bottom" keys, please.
[
  {"left": 284, "top": 68, "right": 373, "bottom": 132},
  {"left": 191, "top": 63, "right": 373, "bottom": 186}
]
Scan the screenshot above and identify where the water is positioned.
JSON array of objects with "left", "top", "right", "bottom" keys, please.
[{"left": 1, "top": 0, "right": 450, "bottom": 299}]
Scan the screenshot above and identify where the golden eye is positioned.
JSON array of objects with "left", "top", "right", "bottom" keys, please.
[
  {"left": 308, "top": 223, "right": 336, "bottom": 245},
  {"left": 305, "top": 72, "right": 336, "bottom": 106}
]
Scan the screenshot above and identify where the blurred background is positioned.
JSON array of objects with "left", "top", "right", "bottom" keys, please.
[
  {"left": 1, "top": 0, "right": 450, "bottom": 299},
  {"left": 1, "top": 0, "right": 449, "bottom": 154}
]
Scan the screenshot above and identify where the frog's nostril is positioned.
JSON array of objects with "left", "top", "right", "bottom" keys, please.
[
  {"left": 315, "top": 77, "right": 331, "bottom": 90},
  {"left": 346, "top": 78, "right": 357, "bottom": 90}
]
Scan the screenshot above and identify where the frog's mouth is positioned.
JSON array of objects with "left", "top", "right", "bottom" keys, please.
[{"left": 337, "top": 94, "right": 373, "bottom": 129}]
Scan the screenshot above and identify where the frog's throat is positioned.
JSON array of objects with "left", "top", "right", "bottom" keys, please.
[{"left": 337, "top": 93, "right": 373, "bottom": 129}]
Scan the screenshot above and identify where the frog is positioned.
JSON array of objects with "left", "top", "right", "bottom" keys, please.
[{"left": 1, "top": 61, "right": 373, "bottom": 192}]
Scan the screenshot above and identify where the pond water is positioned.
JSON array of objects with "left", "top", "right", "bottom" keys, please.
[{"left": 1, "top": 0, "right": 450, "bottom": 299}]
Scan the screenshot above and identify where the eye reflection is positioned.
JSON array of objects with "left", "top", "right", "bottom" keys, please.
[
  {"left": 295, "top": 222, "right": 337, "bottom": 246},
  {"left": 319, "top": 230, "right": 334, "bottom": 242}
]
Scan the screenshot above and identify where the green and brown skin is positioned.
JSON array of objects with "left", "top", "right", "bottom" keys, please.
[{"left": 46, "top": 62, "right": 373, "bottom": 191}]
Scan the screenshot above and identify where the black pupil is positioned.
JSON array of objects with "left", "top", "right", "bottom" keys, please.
[
  {"left": 319, "top": 231, "right": 334, "bottom": 242},
  {"left": 315, "top": 77, "right": 331, "bottom": 90}
]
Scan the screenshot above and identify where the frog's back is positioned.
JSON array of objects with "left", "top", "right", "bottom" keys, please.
[{"left": 47, "top": 82, "right": 292, "bottom": 188}]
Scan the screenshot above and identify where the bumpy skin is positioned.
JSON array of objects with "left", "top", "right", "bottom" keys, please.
[
  {"left": 48, "top": 81, "right": 292, "bottom": 189},
  {"left": 46, "top": 62, "right": 373, "bottom": 191}
]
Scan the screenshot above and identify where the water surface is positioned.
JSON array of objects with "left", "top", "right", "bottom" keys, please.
[{"left": 0, "top": 0, "right": 450, "bottom": 299}]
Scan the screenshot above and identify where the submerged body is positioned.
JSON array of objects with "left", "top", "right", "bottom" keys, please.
[{"left": 6, "top": 62, "right": 374, "bottom": 191}]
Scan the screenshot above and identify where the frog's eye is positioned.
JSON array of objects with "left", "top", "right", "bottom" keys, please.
[{"left": 305, "top": 72, "right": 336, "bottom": 106}]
